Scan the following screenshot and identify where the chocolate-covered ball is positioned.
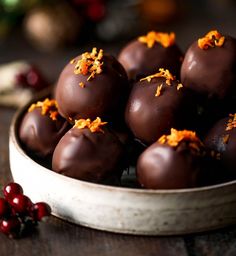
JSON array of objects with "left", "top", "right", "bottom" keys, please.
[
  {"left": 118, "top": 31, "right": 183, "bottom": 81},
  {"left": 180, "top": 30, "right": 236, "bottom": 135},
  {"left": 125, "top": 68, "right": 194, "bottom": 145},
  {"left": 181, "top": 30, "right": 236, "bottom": 101},
  {"left": 137, "top": 129, "right": 207, "bottom": 189},
  {"left": 52, "top": 118, "right": 125, "bottom": 183},
  {"left": 19, "top": 99, "right": 70, "bottom": 158},
  {"left": 204, "top": 114, "right": 236, "bottom": 178},
  {"left": 55, "top": 48, "right": 129, "bottom": 122}
]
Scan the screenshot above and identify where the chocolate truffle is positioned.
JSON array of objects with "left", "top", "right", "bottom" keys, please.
[
  {"left": 118, "top": 31, "right": 183, "bottom": 80},
  {"left": 55, "top": 47, "right": 129, "bottom": 122},
  {"left": 204, "top": 113, "right": 236, "bottom": 179},
  {"left": 19, "top": 98, "right": 70, "bottom": 158},
  {"left": 137, "top": 129, "right": 207, "bottom": 189},
  {"left": 52, "top": 117, "right": 125, "bottom": 183},
  {"left": 181, "top": 30, "right": 236, "bottom": 102},
  {"left": 125, "top": 68, "right": 194, "bottom": 145}
]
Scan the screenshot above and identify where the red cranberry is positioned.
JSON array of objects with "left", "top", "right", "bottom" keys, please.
[
  {"left": 15, "top": 73, "right": 27, "bottom": 86},
  {"left": 3, "top": 182, "right": 23, "bottom": 201},
  {"left": 0, "top": 217, "right": 22, "bottom": 238},
  {"left": 1, "top": 181, "right": 52, "bottom": 238},
  {"left": 32, "top": 202, "right": 51, "bottom": 221},
  {"left": 27, "top": 68, "right": 39, "bottom": 86},
  {"left": 26, "top": 67, "right": 48, "bottom": 91},
  {"left": 0, "top": 198, "right": 10, "bottom": 218},
  {"left": 10, "top": 195, "right": 32, "bottom": 215}
]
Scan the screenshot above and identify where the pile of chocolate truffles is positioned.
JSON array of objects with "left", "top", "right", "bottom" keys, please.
[{"left": 19, "top": 30, "right": 236, "bottom": 189}]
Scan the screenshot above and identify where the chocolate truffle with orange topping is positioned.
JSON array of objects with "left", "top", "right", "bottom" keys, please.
[
  {"left": 118, "top": 31, "right": 183, "bottom": 80},
  {"left": 181, "top": 30, "right": 236, "bottom": 102},
  {"left": 55, "top": 48, "right": 129, "bottom": 122},
  {"left": 125, "top": 68, "right": 194, "bottom": 145},
  {"left": 137, "top": 129, "right": 209, "bottom": 189},
  {"left": 52, "top": 117, "right": 125, "bottom": 183},
  {"left": 204, "top": 113, "right": 236, "bottom": 178},
  {"left": 19, "top": 98, "right": 70, "bottom": 158}
]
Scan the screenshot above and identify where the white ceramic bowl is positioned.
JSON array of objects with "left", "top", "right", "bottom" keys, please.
[{"left": 9, "top": 99, "right": 236, "bottom": 235}]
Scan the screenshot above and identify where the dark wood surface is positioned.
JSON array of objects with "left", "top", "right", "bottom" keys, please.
[{"left": 1, "top": 16, "right": 236, "bottom": 255}]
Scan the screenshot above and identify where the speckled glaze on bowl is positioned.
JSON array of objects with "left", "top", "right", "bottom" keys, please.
[{"left": 9, "top": 97, "right": 236, "bottom": 235}]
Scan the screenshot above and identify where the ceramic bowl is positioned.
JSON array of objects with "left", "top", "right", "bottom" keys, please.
[{"left": 9, "top": 98, "right": 236, "bottom": 235}]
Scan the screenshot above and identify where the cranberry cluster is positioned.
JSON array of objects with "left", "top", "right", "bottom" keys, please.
[{"left": 0, "top": 182, "right": 51, "bottom": 238}]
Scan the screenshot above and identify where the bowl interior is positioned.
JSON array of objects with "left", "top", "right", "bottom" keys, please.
[{"left": 9, "top": 93, "right": 236, "bottom": 235}]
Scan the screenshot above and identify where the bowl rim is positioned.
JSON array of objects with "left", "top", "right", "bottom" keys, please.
[{"left": 10, "top": 95, "right": 236, "bottom": 196}]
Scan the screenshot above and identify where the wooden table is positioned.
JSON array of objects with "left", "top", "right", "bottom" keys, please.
[{"left": 1, "top": 20, "right": 236, "bottom": 255}]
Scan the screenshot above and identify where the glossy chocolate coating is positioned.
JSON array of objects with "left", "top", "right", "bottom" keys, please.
[
  {"left": 204, "top": 116, "right": 236, "bottom": 177},
  {"left": 137, "top": 142, "right": 203, "bottom": 189},
  {"left": 19, "top": 108, "right": 70, "bottom": 158},
  {"left": 52, "top": 127, "right": 125, "bottom": 183},
  {"left": 125, "top": 77, "right": 194, "bottom": 145},
  {"left": 118, "top": 40, "right": 183, "bottom": 81},
  {"left": 181, "top": 36, "right": 236, "bottom": 100},
  {"left": 55, "top": 54, "right": 129, "bottom": 121}
]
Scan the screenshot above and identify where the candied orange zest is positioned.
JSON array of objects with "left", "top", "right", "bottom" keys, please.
[
  {"left": 223, "top": 134, "right": 230, "bottom": 144},
  {"left": 79, "top": 82, "right": 85, "bottom": 88},
  {"left": 68, "top": 117, "right": 74, "bottom": 125},
  {"left": 155, "top": 84, "right": 163, "bottom": 97},
  {"left": 226, "top": 113, "right": 236, "bottom": 131},
  {"left": 28, "top": 98, "right": 59, "bottom": 121},
  {"left": 74, "top": 47, "right": 103, "bottom": 85},
  {"left": 49, "top": 111, "right": 59, "bottom": 121},
  {"left": 70, "top": 59, "right": 76, "bottom": 64},
  {"left": 158, "top": 128, "right": 202, "bottom": 148},
  {"left": 140, "top": 68, "right": 175, "bottom": 86},
  {"left": 177, "top": 83, "right": 183, "bottom": 90},
  {"left": 73, "top": 117, "right": 107, "bottom": 133},
  {"left": 138, "top": 31, "right": 175, "bottom": 48},
  {"left": 198, "top": 30, "right": 225, "bottom": 50}
]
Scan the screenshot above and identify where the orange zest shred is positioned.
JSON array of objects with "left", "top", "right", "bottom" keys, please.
[
  {"left": 70, "top": 59, "right": 76, "bottom": 64},
  {"left": 73, "top": 48, "right": 103, "bottom": 82},
  {"left": 73, "top": 117, "right": 107, "bottom": 133},
  {"left": 226, "top": 113, "right": 236, "bottom": 131},
  {"left": 138, "top": 31, "right": 175, "bottom": 48},
  {"left": 155, "top": 84, "right": 163, "bottom": 97},
  {"left": 140, "top": 69, "right": 183, "bottom": 97},
  {"left": 177, "top": 83, "right": 183, "bottom": 90},
  {"left": 223, "top": 134, "right": 230, "bottom": 144},
  {"left": 158, "top": 128, "right": 202, "bottom": 149},
  {"left": 140, "top": 68, "right": 175, "bottom": 86},
  {"left": 198, "top": 30, "right": 225, "bottom": 50},
  {"left": 79, "top": 82, "right": 85, "bottom": 88},
  {"left": 68, "top": 117, "right": 74, "bottom": 125},
  {"left": 28, "top": 98, "right": 59, "bottom": 121}
]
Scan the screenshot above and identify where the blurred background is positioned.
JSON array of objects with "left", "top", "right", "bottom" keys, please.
[{"left": 0, "top": 0, "right": 236, "bottom": 87}]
